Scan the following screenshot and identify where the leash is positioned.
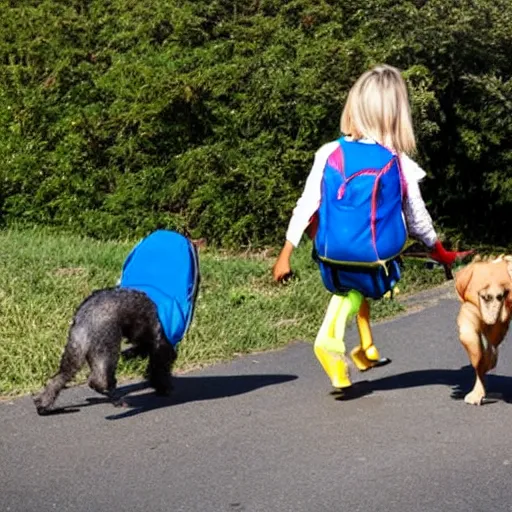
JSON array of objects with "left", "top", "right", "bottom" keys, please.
[{"left": 401, "top": 241, "right": 474, "bottom": 281}]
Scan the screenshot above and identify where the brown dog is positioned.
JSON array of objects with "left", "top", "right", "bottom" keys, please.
[{"left": 455, "top": 255, "right": 512, "bottom": 405}]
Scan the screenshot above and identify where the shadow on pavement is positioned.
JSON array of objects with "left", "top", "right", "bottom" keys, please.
[
  {"left": 335, "top": 365, "right": 512, "bottom": 404},
  {"left": 46, "top": 373, "right": 298, "bottom": 419},
  {"left": 106, "top": 373, "right": 298, "bottom": 420}
]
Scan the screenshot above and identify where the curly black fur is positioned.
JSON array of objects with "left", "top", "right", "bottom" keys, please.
[{"left": 33, "top": 288, "right": 177, "bottom": 415}]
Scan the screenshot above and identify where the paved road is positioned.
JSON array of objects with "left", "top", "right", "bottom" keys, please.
[{"left": 2, "top": 286, "right": 512, "bottom": 512}]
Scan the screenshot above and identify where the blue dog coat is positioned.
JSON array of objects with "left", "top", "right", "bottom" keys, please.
[{"left": 120, "top": 230, "right": 199, "bottom": 347}]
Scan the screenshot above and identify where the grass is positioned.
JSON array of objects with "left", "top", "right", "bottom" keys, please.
[{"left": 0, "top": 228, "right": 448, "bottom": 397}]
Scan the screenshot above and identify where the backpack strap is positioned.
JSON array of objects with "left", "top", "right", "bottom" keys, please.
[
  {"left": 306, "top": 140, "right": 346, "bottom": 240},
  {"left": 329, "top": 138, "right": 345, "bottom": 178}
]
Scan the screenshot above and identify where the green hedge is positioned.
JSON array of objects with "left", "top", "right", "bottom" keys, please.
[{"left": 0, "top": 0, "right": 511, "bottom": 246}]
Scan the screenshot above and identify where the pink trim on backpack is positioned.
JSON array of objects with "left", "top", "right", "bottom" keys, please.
[
  {"left": 337, "top": 169, "right": 378, "bottom": 200},
  {"left": 327, "top": 145, "right": 345, "bottom": 180},
  {"left": 370, "top": 157, "right": 396, "bottom": 259}
]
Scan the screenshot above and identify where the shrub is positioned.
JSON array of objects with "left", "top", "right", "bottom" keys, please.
[{"left": 0, "top": 0, "right": 510, "bottom": 246}]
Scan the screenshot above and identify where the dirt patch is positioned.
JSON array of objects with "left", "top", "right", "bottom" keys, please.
[{"left": 54, "top": 267, "right": 87, "bottom": 277}]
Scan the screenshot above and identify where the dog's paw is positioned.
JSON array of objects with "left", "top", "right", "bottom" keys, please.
[
  {"left": 152, "top": 380, "right": 173, "bottom": 397},
  {"left": 149, "top": 374, "right": 173, "bottom": 397},
  {"left": 111, "top": 397, "right": 128, "bottom": 408},
  {"left": 464, "top": 390, "right": 485, "bottom": 405},
  {"left": 32, "top": 394, "right": 54, "bottom": 415},
  {"left": 34, "top": 405, "right": 49, "bottom": 416},
  {"left": 153, "top": 385, "right": 172, "bottom": 397}
]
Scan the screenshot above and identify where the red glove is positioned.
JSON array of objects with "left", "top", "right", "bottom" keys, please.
[{"left": 429, "top": 240, "right": 474, "bottom": 267}]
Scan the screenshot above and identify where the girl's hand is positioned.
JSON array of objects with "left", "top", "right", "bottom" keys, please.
[
  {"left": 272, "top": 241, "right": 294, "bottom": 282},
  {"left": 273, "top": 258, "right": 292, "bottom": 282},
  {"left": 429, "top": 240, "right": 474, "bottom": 267}
]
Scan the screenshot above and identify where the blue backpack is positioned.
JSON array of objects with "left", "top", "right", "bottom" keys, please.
[
  {"left": 120, "top": 230, "right": 199, "bottom": 347},
  {"left": 314, "top": 138, "right": 407, "bottom": 299}
]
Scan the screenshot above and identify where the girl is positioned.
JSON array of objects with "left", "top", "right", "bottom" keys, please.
[{"left": 273, "top": 64, "right": 470, "bottom": 390}]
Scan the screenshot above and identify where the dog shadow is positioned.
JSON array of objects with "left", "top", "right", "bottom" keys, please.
[
  {"left": 335, "top": 365, "right": 512, "bottom": 404},
  {"left": 53, "top": 373, "right": 298, "bottom": 420}
]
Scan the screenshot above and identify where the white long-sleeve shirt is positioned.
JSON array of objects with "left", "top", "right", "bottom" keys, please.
[{"left": 285, "top": 138, "right": 438, "bottom": 248}]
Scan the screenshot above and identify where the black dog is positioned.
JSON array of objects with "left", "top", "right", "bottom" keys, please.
[{"left": 33, "top": 288, "right": 177, "bottom": 415}]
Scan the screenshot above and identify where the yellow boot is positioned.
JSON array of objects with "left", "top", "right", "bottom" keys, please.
[
  {"left": 314, "top": 345, "right": 352, "bottom": 389},
  {"left": 314, "top": 291, "right": 363, "bottom": 389},
  {"left": 350, "top": 299, "right": 391, "bottom": 371}
]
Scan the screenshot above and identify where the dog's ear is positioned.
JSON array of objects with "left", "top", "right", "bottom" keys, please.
[
  {"left": 506, "top": 256, "right": 512, "bottom": 281},
  {"left": 500, "top": 293, "right": 511, "bottom": 323},
  {"left": 454, "top": 264, "right": 474, "bottom": 302},
  {"left": 503, "top": 257, "right": 512, "bottom": 319}
]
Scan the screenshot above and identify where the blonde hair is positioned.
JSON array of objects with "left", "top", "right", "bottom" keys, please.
[{"left": 340, "top": 65, "right": 416, "bottom": 154}]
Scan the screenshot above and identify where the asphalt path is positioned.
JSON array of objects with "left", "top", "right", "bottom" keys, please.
[{"left": 2, "top": 284, "right": 512, "bottom": 512}]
